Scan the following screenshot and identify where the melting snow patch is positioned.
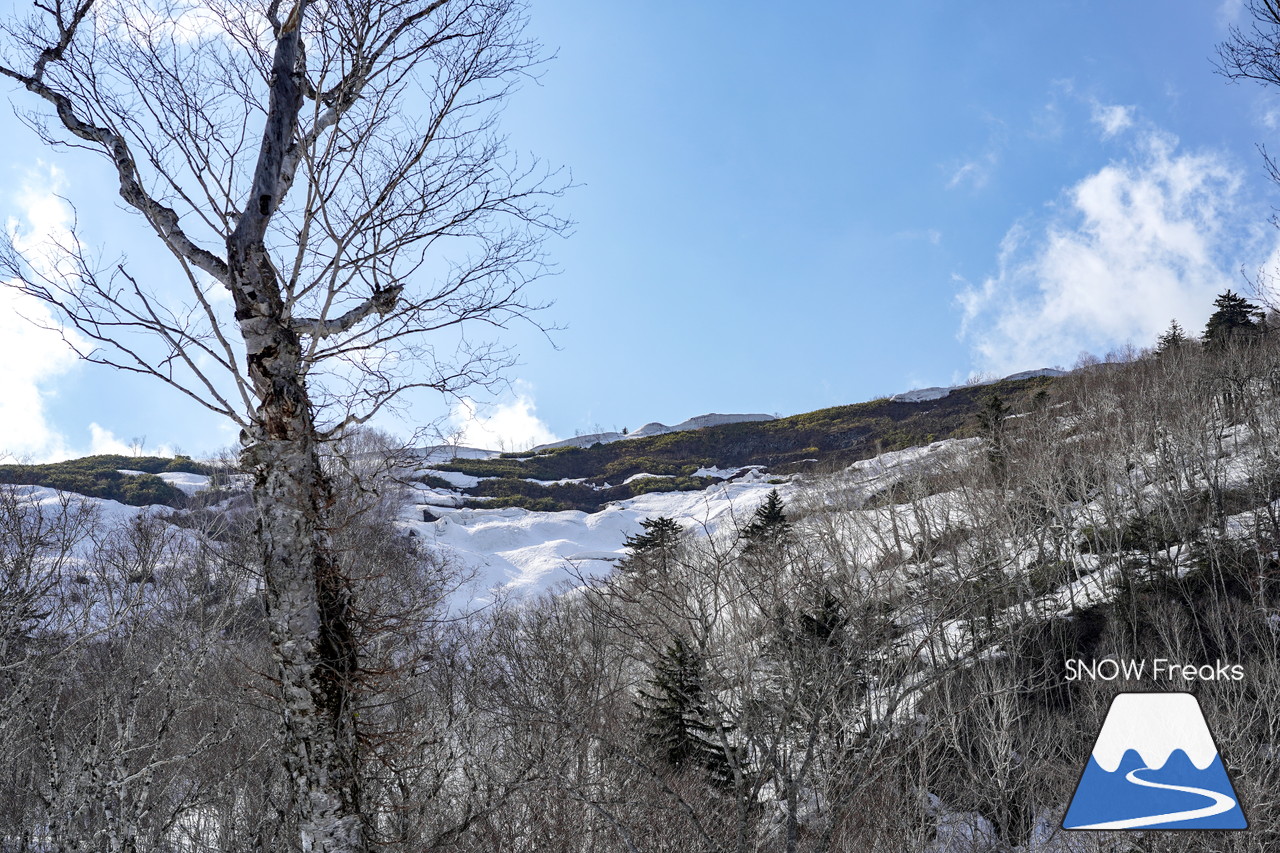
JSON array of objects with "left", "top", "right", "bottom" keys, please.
[
  {"left": 891, "top": 387, "right": 952, "bottom": 403},
  {"left": 407, "top": 445, "right": 499, "bottom": 464},
  {"left": 423, "top": 469, "right": 482, "bottom": 489},
  {"left": 158, "top": 472, "right": 211, "bottom": 495},
  {"left": 694, "top": 465, "right": 740, "bottom": 479},
  {"left": 524, "top": 477, "right": 588, "bottom": 486},
  {"left": 623, "top": 472, "right": 673, "bottom": 484},
  {"left": 408, "top": 478, "right": 790, "bottom": 605}
]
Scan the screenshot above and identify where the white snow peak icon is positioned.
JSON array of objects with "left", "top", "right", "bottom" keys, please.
[{"left": 1063, "top": 692, "right": 1247, "bottom": 831}]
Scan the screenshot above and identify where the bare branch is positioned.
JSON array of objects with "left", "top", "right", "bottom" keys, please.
[
  {"left": 291, "top": 284, "right": 404, "bottom": 339},
  {"left": 1, "top": 14, "right": 231, "bottom": 285}
]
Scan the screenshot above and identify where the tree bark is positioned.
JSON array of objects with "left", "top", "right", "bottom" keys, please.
[{"left": 237, "top": 296, "right": 363, "bottom": 852}]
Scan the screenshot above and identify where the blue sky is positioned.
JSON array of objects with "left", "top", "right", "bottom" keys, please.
[{"left": 2, "top": 0, "right": 1279, "bottom": 458}]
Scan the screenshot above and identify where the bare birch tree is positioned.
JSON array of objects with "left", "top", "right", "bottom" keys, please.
[{"left": 0, "top": 1, "right": 565, "bottom": 849}]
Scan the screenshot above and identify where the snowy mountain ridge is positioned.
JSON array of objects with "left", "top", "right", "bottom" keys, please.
[
  {"left": 890, "top": 368, "right": 1067, "bottom": 403},
  {"left": 529, "top": 412, "right": 777, "bottom": 452}
]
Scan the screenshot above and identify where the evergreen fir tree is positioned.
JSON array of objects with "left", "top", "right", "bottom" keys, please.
[
  {"left": 742, "top": 489, "right": 792, "bottom": 548},
  {"left": 1203, "top": 290, "right": 1264, "bottom": 349},
  {"left": 978, "top": 393, "right": 1011, "bottom": 475},
  {"left": 1155, "top": 319, "right": 1189, "bottom": 356},
  {"left": 623, "top": 516, "right": 681, "bottom": 552},
  {"left": 621, "top": 516, "right": 682, "bottom": 574},
  {"left": 635, "top": 637, "right": 735, "bottom": 788},
  {"left": 977, "top": 393, "right": 1010, "bottom": 434}
]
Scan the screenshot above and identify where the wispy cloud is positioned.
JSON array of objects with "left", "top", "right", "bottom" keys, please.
[
  {"left": 95, "top": 0, "right": 234, "bottom": 45},
  {"left": 1090, "top": 101, "right": 1135, "bottom": 138},
  {"left": 0, "top": 164, "right": 186, "bottom": 464},
  {"left": 893, "top": 228, "right": 942, "bottom": 246},
  {"left": 1256, "top": 99, "right": 1280, "bottom": 130},
  {"left": 947, "top": 151, "right": 1000, "bottom": 191},
  {"left": 86, "top": 423, "right": 174, "bottom": 457},
  {"left": 946, "top": 118, "right": 1007, "bottom": 191},
  {"left": 1030, "top": 79, "right": 1077, "bottom": 142},
  {"left": 959, "top": 130, "right": 1260, "bottom": 375},
  {"left": 1218, "top": 0, "right": 1246, "bottom": 27}
]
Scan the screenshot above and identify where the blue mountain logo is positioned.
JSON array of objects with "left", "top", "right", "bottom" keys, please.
[{"left": 1063, "top": 692, "right": 1247, "bottom": 831}]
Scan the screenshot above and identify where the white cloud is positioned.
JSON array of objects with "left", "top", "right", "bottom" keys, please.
[
  {"left": 0, "top": 288, "right": 78, "bottom": 461},
  {"left": 447, "top": 384, "right": 558, "bottom": 452},
  {"left": 947, "top": 118, "right": 1006, "bottom": 191},
  {"left": 88, "top": 423, "right": 134, "bottom": 455},
  {"left": 1090, "top": 101, "right": 1135, "bottom": 138},
  {"left": 948, "top": 160, "right": 988, "bottom": 190},
  {"left": 0, "top": 164, "right": 181, "bottom": 464},
  {"left": 893, "top": 228, "right": 943, "bottom": 246},
  {"left": 95, "top": 0, "right": 233, "bottom": 44},
  {"left": 0, "top": 164, "right": 84, "bottom": 462},
  {"left": 1257, "top": 100, "right": 1280, "bottom": 131},
  {"left": 959, "top": 131, "right": 1257, "bottom": 375},
  {"left": 948, "top": 149, "right": 1003, "bottom": 191},
  {"left": 87, "top": 423, "right": 174, "bottom": 457}
]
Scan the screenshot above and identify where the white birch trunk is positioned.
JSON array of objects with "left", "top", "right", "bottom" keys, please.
[{"left": 235, "top": 286, "right": 363, "bottom": 852}]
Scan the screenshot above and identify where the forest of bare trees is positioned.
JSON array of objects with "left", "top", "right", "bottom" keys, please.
[{"left": 0, "top": 331, "right": 1278, "bottom": 850}]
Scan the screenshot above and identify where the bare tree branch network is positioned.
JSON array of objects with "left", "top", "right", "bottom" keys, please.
[{"left": 0, "top": 1, "right": 567, "bottom": 850}]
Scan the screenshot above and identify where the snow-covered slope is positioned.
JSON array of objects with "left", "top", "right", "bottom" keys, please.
[
  {"left": 398, "top": 440, "right": 978, "bottom": 606},
  {"left": 402, "top": 471, "right": 784, "bottom": 603},
  {"left": 117, "top": 469, "right": 213, "bottom": 495},
  {"left": 158, "top": 472, "right": 212, "bottom": 495}
]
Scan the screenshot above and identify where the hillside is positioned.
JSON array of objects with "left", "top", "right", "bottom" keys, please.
[
  {"left": 425, "top": 371, "right": 1062, "bottom": 512},
  {"left": 381, "top": 343, "right": 1280, "bottom": 848},
  {"left": 0, "top": 454, "right": 216, "bottom": 507},
  {"left": 5, "top": 347, "right": 1280, "bottom": 850}
]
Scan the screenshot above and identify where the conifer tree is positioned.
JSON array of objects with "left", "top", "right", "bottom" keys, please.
[
  {"left": 978, "top": 393, "right": 1011, "bottom": 475},
  {"left": 623, "top": 516, "right": 681, "bottom": 552},
  {"left": 1155, "top": 319, "right": 1190, "bottom": 355},
  {"left": 977, "top": 393, "right": 1010, "bottom": 434},
  {"left": 1203, "top": 290, "right": 1264, "bottom": 349},
  {"left": 795, "top": 588, "right": 847, "bottom": 645},
  {"left": 635, "top": 637, "right": 735, "bottom": 788},
  {"left": 742, "top": 489, "right": 793, "bottom": 548},
  {"left": 621, "top": 516, "right": 682, "bottom": 574}
]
